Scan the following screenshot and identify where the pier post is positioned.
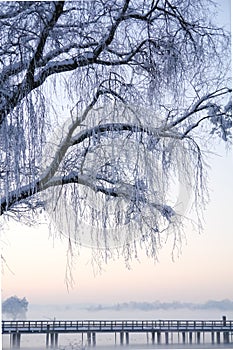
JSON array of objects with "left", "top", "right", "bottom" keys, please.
[
  {"left": 16, "top": 333, "right": 21, "bottom": 348},
  {"left": 10, "top": 334, "right": 13, "bottom": 348},
  {"left": 197, "top": 332, "right": 201, "bottom": 344},
  {"left": 46, "top": 325, "right": 50, "bottom": 348},
  {"left": 125, "top": 332, "right": 129, "bottom": 345},
  {"left": 223, "top": 331, "right": 230, "bottom": 344},
  {"left": 120, "top": 331, "right": 124, "bottom": 345},
  {"left": 165, "top": 332, "right": 169, "bottom": 344},
  {"left": 211, "top": 331, "right": 215, "bottom": 344},
  {"left": 182, "top": 332, "right": 186, "bottom": 344},
  {"left": 55, "top": 333, "right": 58, "bottom": 348},
  {"left": 224, "top": 332, "right": 229, "bottom": 344},
  {"left": 46, "top": 333, "right": 49, "bottom": 348},
  {"left": 87, "top": 332, "right": 92, "bottom": 346},
  {"left": 223, "top": 316, "right": 229, "bottom": 344},
  {"left": 92, "top": 332, "right": 96, "bottom": 346},
  {"left": 12, "top": 333, "right": 16, "bottom": 348},
  {"left": 152, "top": 332, "right": 155, "bottom": 344},
  {"left": 216, "top": 332, "right": 220, "bottom": 344},
  {"left": 189, "top": 332, "right": 192, "bottom": 344},
  {"left": 50, "top": 333, "right": 54, "bottom": 348},
  {"left": 157, "top": 332, "right": 161, "bottom": 344},
  {"left": 10, "top": 333, "right": 21, "bottom": 349}
]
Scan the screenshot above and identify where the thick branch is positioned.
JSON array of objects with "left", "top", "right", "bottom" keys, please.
[
  {"left": 70, "top": 122, "right": 181, "bottom": 147},
  {"left": 25, "top": 1, "right": 65, "bottom": 83},
  {"left": 0, "top": 2, "right": 65, "bottom": 125},
  {"left": 0, "top": 1, "right": 131, "bottom": 126},
  {"left": 0, "top": 120, "right": 182, "bottom": 215},
  {"left": 93, "top": 0, "right": 131, "bottom": 57}
]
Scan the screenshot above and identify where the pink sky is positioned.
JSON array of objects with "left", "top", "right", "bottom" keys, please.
[{"left": 2, "top": 146, "right": 233, "bottom": 305}]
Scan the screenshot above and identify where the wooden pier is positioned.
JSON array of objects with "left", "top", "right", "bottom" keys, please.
[{"left": 2, "top": 316, "right": 233, "bottom": 348}]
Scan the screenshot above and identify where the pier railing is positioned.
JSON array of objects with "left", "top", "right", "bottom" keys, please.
[
  {"left": 3, "top": 319, "right": 233, "bottom": 348},
  {"left": 2, "top": 319, "right": 233, "bottom": 334}
]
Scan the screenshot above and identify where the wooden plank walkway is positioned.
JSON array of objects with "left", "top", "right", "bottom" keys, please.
[{"left": 2, "top": 318, "right": 233, "bottom": 348}]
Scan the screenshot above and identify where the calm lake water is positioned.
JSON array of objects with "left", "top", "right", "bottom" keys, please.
[{"left": 3, "top": 306, "right": 233, "bottom": 349}]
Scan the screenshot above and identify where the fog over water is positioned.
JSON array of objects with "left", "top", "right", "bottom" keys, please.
[
  {"left": 3, "top": 304, "right": 233, "bottom": 349},
  {"left": 26, "top": 302, "right": 233, "bottom": 320}
]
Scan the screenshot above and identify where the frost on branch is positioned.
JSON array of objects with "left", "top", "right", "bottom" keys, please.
[
  {"left": 42, "top": 102, "right": 198, "bottom": 256},
  {"left": 0, "top": 0, "right": 231, "bottom": 266},
  {"left": 208, "top": 99, "right": 232, "bottom": 142}
]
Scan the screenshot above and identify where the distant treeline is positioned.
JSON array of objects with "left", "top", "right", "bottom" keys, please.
[{"left": 85, "top": 299, "right": 233, "bottom": 312}]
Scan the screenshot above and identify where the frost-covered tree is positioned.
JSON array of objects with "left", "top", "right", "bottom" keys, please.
[
  {"left": 2, "top": 296, "right": 29, "bottom": 320},
  {"left": 0, "top": 1, "right": 231, "bottom": 263}
]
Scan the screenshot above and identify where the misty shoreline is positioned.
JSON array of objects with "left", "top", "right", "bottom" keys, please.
[
  {"left": 29, "top": 299, "right": 233, "bottom": 313},
  {"left": 85, "top": 300, "right": 233, "bottom": 312}
]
